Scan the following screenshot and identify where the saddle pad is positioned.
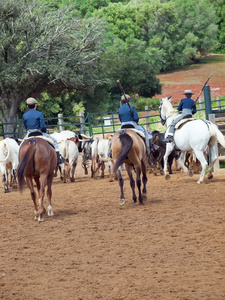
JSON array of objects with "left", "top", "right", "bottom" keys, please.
[
  {"left": 26, "top": 136, "right": 54, "bottom": 145},
  {"left": 122, "top": 128, "right": 146, "bottom": 138},
  {"left": 175, "top": 118, "right": 195, "bottom": 129}
]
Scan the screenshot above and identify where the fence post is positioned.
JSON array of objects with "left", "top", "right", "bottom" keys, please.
[
  {"left": 216, "top": 97, "right": 221, "bottom": 110},
  {"left": 79, "top": 112, "right": 86, "bottom": 133},
  {"left": 199, "top": 97, "right": 203, "bottom": 111},
  {"left": 58, "top": 113, "right": 64, "bottom": 132},
  {"left": 87, "top": 112, "right": 92, "bottom": 136},
  {"left": 204, "top": 85, "right": 212, "bottom": 120},
  {"left": 145, "top": 106, "right": 151, "bottom": 132},
  {"left": 209, "top": 114, "right": 220, "bottom": 171}
]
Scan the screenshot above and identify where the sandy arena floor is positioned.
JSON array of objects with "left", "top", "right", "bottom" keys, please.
[{"left": 0, "top": 155, "right": 225, "bottom": 300}]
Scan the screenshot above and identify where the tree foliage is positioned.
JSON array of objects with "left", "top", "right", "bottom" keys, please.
[{"left": 0, "top": 0, "right": 108, "bottom": 132}]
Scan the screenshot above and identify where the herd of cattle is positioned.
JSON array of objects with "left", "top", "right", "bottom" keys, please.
[{"left": 0, "top": 129, "right": 205, "bottom": 194}]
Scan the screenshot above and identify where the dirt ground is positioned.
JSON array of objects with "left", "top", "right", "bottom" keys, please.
[
  {"left": 156, "top": 54, "right": 225, "bottom": 104},
  {"left": 1, "top": 155, "right": 225, "bottom": 300}
]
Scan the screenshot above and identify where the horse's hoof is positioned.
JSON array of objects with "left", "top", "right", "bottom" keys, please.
[
  {"left": 208, "top": 174, "right": 213, "bottom": 180},
  {"left": 165, "top": 174, "right": 170, "bottom": 180},
  {"left": 47, "top": 205, "right": 54, "bottom": 216},
  {"left": 85, "top": 170, "right": 88, "bottom": 175},
  {"left": 70, "top": 177, "right": 75, "bottom": 182},
  {"left": 197, "top": 180, "right": 202, "bottom": 184},
  {"left": 139, "top": 201, "right": 144, "bottom": 205},
  {"left": 4, "top": 189, "right": 10, "bottom": 193},
  {"left": 188, "top": 171, "right": 194, "bottom": 177},
  {"left": 38, "top": 216, "right": 44, "bottom": 222},
  {"left": 119, "top": 198, "right": 125, "bottom": 205},
  {"left": 142, "top": 193, "right": 147, "bottom": 201}
]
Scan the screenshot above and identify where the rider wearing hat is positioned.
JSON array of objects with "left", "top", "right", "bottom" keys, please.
[
  {"left": 22, "top": 97, "right": 64, "bottom": 165},
  {"left": 163, "top": 90, "right": 197, "bottom": 143},
  {"left": 118, "top": 94, "right": 158, "bottom": 153}
]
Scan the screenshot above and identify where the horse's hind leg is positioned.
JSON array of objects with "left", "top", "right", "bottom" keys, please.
[
  {"left": 207, "top": 144, "right": 217, "bottom": 180},
  {"left": 194, "top": 150, "right": 208, "bottom": 184},
  {"left": 117, "top": 169, "right": 125, "bottom": 205},
  {"left": 46, "top": 173, "right": 54, "bottom": 216},
  {"left": 179, "top": 151, "right": 193, "bottom": 177},
  {"left": 26, "top": 177, "right": 38, "bottom": 220},
  {"left": 125, "top": 164, "right": 137, "bottom": 203},
  {"left": 37, "top": 175, "right": 47, "bottom": 221},
  {"left": 141, "top": 160, "right": 147, "bottom": 201},
  {"left": 136, "top": 167, "right": 143, "bottom": 205}
]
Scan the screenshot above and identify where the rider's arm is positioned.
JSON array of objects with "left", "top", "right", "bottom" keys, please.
[
  {"left": 39, "top": 113, "right": 47, "bottom": 133},
  {"left": 192, "top": 104, "right": 197, "bottom": 115},
  {"left": 177, "top": 100, "right": 183, "bottom": 111},
  {"left": 132, "top": 106, "right": 139, "bottom": 123}
]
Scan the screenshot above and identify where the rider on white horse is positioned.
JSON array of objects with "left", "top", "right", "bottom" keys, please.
[{"left": 163, "top": 90, "right": 197, "bottom": 143}]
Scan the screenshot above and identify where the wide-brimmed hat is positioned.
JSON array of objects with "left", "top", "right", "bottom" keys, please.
[
  {"left": 26, "top": 97, "right": 38, "bottom": 105},
  {"left": 182, "top": 90, "right": 194, "bottom": 95},
  {"left": 121, "top": 94, "right": 131, "bottom": 101}
]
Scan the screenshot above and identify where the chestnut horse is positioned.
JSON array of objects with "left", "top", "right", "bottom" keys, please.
[
  {"left": 112, "top": 129, "right": 147, "bottom": 205},
  {"left": 17, "top": 137, "right": 57, "bottom": 221}
]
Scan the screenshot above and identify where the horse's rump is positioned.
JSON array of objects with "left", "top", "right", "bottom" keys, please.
[
  {"left": 112, "top": 130, "right": 145, "bottom": 172},
  {"left": 18, "top": 138, "right": 57, "bottom": 191}
]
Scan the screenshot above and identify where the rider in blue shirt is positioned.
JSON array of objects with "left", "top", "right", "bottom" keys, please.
[
  {"left": 22, "top": 97, "right": 64, "bottom": 165},
  {"left": 163, "top": 90, "right": 197, "bottom": 143},
  {"left": 118, "top": 94, "right": 158, "bottom": 153}
]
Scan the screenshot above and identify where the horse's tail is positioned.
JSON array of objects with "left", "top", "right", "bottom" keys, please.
[
  {"left": 209, "top": 123, "right": 225, "bottom": 148},
  {"left": 17, "top": 143, "right": 36, "bottom": 192},
  {"left": 114, "top": 133, "right": 133, "bottom": 173}
]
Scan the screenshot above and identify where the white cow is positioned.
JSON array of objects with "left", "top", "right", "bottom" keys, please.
[
  {"left": 0, "top": 138, "right": 19, "bottom": 193},
  {"left": 58, "top": 139, "right": 79, "bottom": 183},
  {"left": 50, "top": 130, "right": 76, "bottom": 142},
  {"left": 91, "top": 138, "right": 113, "bottom": 181}
]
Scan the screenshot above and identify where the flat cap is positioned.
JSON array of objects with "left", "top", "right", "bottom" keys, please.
[{"left": 26, "top": 97, "right": 38, "bottom": 105}]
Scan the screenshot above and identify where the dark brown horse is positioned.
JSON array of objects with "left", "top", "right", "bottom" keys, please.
[
  {"left": 17, "top": 137, "right": 57, "bottom": 221},
  {"left": 112, "top": 129, "right": 147, "bottom": 205}
]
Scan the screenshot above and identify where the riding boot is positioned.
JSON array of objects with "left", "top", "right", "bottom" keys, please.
[{"left": 163, "top": 135, "right": 174, "bottom": 143}]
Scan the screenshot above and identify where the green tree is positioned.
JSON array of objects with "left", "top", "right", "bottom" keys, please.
[{"left": 0, "top": 0, "right": 108, "bottom": 135}]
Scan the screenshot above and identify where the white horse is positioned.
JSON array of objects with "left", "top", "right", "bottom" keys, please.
[{"left": 160, "top": 97, "right": 225, "bottom": 184}]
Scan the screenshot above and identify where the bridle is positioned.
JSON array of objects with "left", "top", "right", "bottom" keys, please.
[
  {"left": 159, "top": 104, "right": 166, "bottom": 125},
  {"left": 159, "top": 97, "right": 173, "bottom": 125}
]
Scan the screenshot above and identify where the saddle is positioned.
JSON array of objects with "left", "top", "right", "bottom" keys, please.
[
  {"left": 27, "top": 130, "right": 54, "bottom": 145},
  {"left": 175, "top": 116, "right": 194, "bottom": 129}
]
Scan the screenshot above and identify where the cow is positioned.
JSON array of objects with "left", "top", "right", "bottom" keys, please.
[
  {"left": 0, "top": 138, "right": 19, "bottom": 193},
  {"left": 151, "top": 130, "right": 179, "bottom": 175},
  {"left": 91, "top": 138, "right": 113, "bottom": 181},
  {"left": 58, "top": 139, "right": 79, "bottom": 183}
]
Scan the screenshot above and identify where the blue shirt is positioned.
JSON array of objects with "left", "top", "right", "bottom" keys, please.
[
  {"left": 23, "top": 109, "right": 47, "bottom": 132},
  {"left": 178, "top": 97, "right": 197, "bottom": 114},
  {"left": 118, "top": 104, "right": 139, "bottom": 123}
]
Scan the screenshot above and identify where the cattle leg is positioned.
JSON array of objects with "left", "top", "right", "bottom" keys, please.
[
  {"left": 3, "top": 174, "right": 9, "bottom": 193},
  {"left": 125, "top": 165, "right": 137, "bottom": 203},
  {"left": 13, "top": 169, "right": 17, "bottom": 184}
]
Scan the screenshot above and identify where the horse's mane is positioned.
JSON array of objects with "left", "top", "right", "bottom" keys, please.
[{"left": 163, "top": 99, "right": 178, "bottom": 118}]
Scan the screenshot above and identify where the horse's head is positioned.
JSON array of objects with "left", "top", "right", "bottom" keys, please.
[{"left": 159, "top": 97, "right": 173, "bottom": 125}]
